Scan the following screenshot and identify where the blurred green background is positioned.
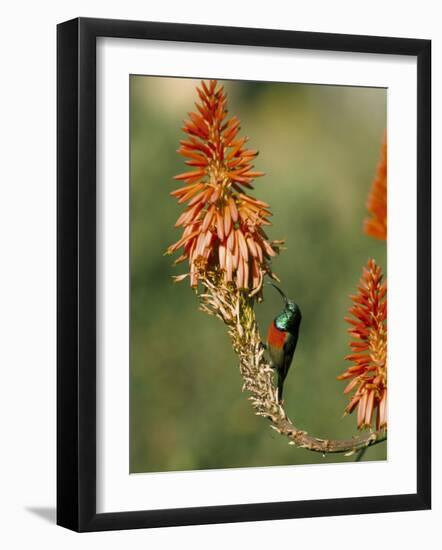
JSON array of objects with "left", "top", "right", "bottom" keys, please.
[{"left": 130, "top": 76, "right": 386, "bottom": 473}]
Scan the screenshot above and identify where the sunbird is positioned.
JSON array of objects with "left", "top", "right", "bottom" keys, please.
[{"left": 266, "top": 284, "right": 302, "bottom": 401}]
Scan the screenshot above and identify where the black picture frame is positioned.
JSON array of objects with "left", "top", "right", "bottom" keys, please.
[{"left": 57, "top": 17, "right": 431, "bottom": 532}]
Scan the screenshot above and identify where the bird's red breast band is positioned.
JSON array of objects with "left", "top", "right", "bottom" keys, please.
[{"left": 267, "top": 322, "right": 287, "bottom": 349}]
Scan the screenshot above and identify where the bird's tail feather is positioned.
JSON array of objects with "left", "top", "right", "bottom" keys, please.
[{"left": 277, "top": 375, "right": 284, "bottom": 402}]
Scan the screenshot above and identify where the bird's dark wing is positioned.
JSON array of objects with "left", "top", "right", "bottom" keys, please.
[
  {"left": 276, "top": 332, "right": 298, "bottom": 400},
  {"left": 275, "top": 333, "right": 297, "bottom": 400},
  {"left": 281, "top": 332, "right": 297, "bottom": 382}
]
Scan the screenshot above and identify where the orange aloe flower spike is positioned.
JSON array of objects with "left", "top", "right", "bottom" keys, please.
[
  {"left": 337, "top": 259, "right": 387, "bottom": 430},
  {"left": 166, "top": 80, "right": 282, "bottom": 293},
  {"left": 364, "top": 133, "right": 387, "bottom": 241}
]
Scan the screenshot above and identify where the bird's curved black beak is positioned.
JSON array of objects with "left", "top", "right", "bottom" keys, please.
[{"left": 268, "top": 282, "right": 289, "bottom": 306}]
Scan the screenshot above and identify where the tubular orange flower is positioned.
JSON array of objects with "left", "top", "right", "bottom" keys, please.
[
  {"left": 338, "top": 259, "right": 387, "bottom": 430},
  {"left": 364, "top": 134, "right": 387, "bottom": 240},
  {"left": 166, "top": 79, "right": 282, "bottom": 293}
]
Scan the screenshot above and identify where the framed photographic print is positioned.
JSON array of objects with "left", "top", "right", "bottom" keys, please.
[{"left": 57, "top": 17, "right": 431, "bottom": 532}]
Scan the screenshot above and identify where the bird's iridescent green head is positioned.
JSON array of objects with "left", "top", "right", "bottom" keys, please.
[{"left": 269, "top": 284, "right": 302, "bottom": 333}]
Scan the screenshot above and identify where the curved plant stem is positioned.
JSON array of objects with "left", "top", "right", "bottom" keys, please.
[
  {"left": 199, "top": 274, "right": 387, "bottom": 457},
  {"left": 355, "top": 446, "right": 369, "bottom": 462}
]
